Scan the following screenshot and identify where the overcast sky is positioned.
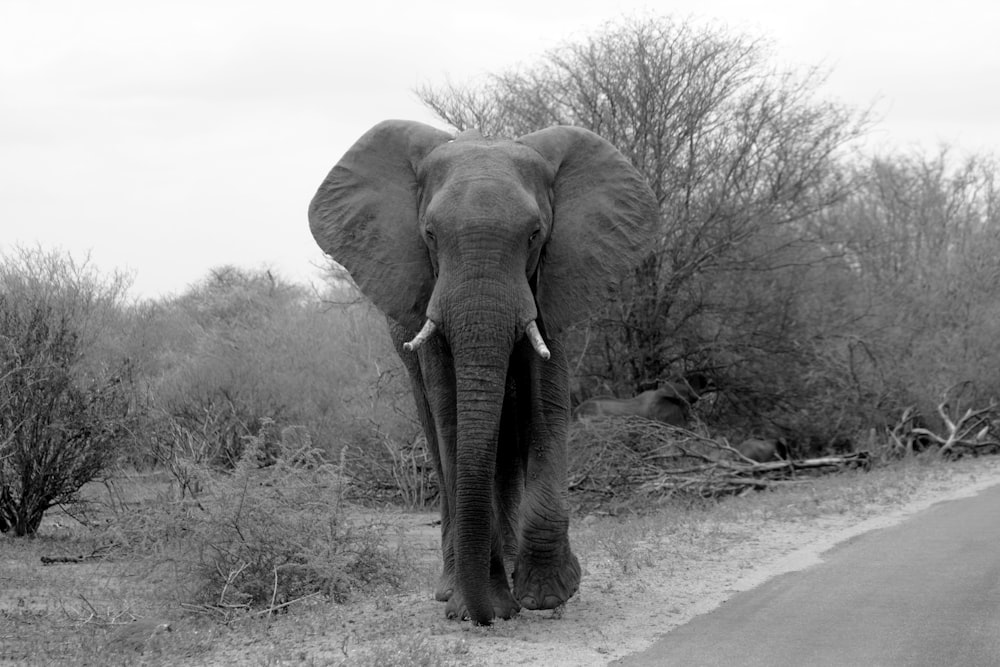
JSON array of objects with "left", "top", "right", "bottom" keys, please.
[{"left": 3, "top": 0, "right": 998, "bottom": 300}]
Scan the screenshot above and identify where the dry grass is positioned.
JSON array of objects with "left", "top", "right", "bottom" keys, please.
[{"left": 0, "top": 439, "right": 423, "bottom": 665}]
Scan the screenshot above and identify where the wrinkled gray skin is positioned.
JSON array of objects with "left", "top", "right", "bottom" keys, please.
[
  {"left": 736, "top": 438, "right": 782, "bottom": 462},
  {"left": 573, "top": 381, "right": 700, "bottom": 427},
  {"left": 309, "top": 120, "right": 658, "bottom": 625}
]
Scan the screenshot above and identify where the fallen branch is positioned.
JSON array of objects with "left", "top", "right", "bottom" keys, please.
[
  {"left": 40, "top": 546, "right": 110, "bottom": 565},
  {"left": 568, "top": 417, "right": 870, "bottom": 504},
  {"left": 887, "top": 385, "right": 1000, "bottom": 459},
  {"left": 254, "top": 592, "right": 321, "bottom": 617},
  {"left": 179, "top": 592, "right": 321, "bottom": 619}
]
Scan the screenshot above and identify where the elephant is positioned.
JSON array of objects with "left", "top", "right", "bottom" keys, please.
[
  {"left": 573, "top": 377, "right": 706, "bottom": 427},
  {"left": 309, "top": 120, "right": 658, "bottom": 624},
  {"left": 735, "top": 438, "right": 786, "bottom": 463}
]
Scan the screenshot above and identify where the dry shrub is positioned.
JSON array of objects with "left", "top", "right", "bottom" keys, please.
[
  {"left": 140, "top": 268, "right": 418, "bottom": 488},
  {"left": 0, "top": 247, "right": 134, "bottom": 536},
  {"left": 104, "top": 432, "right": 407, "bottom": 617},
  {"left": 344, "top": 432, "right": 437, "bottom": 508}
]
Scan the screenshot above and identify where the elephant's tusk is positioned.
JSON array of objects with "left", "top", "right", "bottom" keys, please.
[
  {"left": 525, "top": 321, "right": 550, "bottom": 360},
  {"left": 403, "top": 319, "right": 437, "bottom": 352}
]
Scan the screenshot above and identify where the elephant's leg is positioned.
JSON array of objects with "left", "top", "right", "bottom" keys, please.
[
  {"left": 482, "top": 386, "right": 525, "bottom": 618},
  {"left": 496, "top": 384, "right": 524, "bottom": 563},
  {"left": 391, "top": 322, "right": 457, "bottom": 602},
  {"left": 489, "top": 538, "right": 520, "bottom": 619},
  {"left": 510, "top": 338, "right": 581, "bottom": 610},
  {"left": 416, "top": 342, "right": 460, "bottom": 602}
]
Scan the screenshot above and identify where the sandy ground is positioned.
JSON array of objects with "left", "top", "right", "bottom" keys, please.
[{"left": 187, "top": 459, "right": 1000, "bottom": 666}]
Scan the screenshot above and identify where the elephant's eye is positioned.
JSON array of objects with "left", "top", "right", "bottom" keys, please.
[
  {"left": 529, "top": 230, "right": 540, "bottom": 245},
  {"left": 425, "top": 229, "right": 436, "bottom": 243}
]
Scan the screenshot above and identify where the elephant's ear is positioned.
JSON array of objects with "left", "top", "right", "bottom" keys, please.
[
  {"left": 517, "top": 126, "right": 659, "bottom": 334},
  {"left": 309, "top": 120, "right": 453, "bottom": 331}
]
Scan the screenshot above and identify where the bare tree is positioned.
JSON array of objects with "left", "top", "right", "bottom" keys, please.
[
  {"left": 0, "top": 247, "right": 134, "bottom": 535},
  {"left": 812, "top": 149, "right": 1000, "bottom": 418},
  {"left": 418, "top": 16, "right": 869, "bottom": 432}
]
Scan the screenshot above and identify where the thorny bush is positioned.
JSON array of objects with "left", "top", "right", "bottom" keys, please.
[
  {"left": 0, "top": 248, "right": 133, "bottom": 536},
  {"left": 103, "top": 429, "right": 408, "bottom": 618}
]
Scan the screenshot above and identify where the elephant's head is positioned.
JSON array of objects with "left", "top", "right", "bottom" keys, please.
[
  {"left": 310, "top": 120, "right": 657, "bottom": 342},
  {"left": 309, "top": 120, "right": 658, "bottom": 623}
]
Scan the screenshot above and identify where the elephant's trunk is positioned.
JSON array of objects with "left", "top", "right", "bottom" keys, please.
[
  {"left": 446, "top": 288, "right": 520, "bottom": 625},
  {"left": 452, "top": 355, "right": 507, "bottom": 624}
]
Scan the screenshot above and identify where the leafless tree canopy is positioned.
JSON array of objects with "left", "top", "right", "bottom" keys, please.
[
  {"left": 418, "top": 16, "right": 872, "bottom": 438},
  {"left": 415, "top": 15, "right": 1000, "bottom": 454}
]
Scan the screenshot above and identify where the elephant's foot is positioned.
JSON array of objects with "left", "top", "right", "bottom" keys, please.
[
  {"left": 443, "top": 561, "right": 520, "bottom": 622},
  {"left": 443, "top": 583, "right": 520, "bottom": 622},
  {"left": 513, "top": 547, "right": 581, "bottom": 610}
]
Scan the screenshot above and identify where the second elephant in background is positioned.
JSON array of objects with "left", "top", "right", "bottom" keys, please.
[{"left": 573, "top": 376, "right": 709, "bottom": 427}]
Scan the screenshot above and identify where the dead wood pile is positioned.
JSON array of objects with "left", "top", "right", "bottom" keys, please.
[
  {"left": 568, "top": 418, "right": 869, "bottom": 504},
  {"left": 887, "top": 384, "right": 1000, "bottom": 458}
]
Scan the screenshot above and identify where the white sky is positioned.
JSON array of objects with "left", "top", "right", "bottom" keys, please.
[{"left": 2, "top": 0, "right": 998, "bottom": 300}]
